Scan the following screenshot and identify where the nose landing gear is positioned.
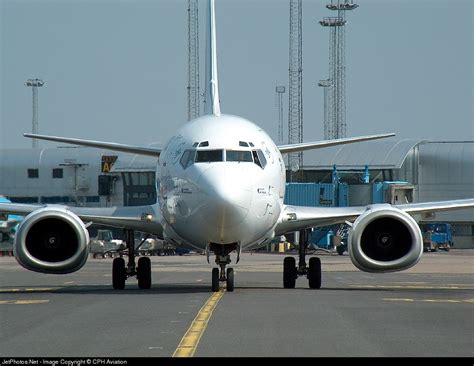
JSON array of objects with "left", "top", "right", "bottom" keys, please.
[{"left": 210, "top": 243, "right": 237, "bottom": 292}]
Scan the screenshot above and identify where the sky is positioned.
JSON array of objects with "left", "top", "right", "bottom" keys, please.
[{"left": 1, "top": 0, "right": 473, "bottom": 150}]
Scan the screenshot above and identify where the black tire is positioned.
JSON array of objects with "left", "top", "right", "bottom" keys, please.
[
  {"left": 283, "top": 257, "right": 296, "bottom": 289},
  {"left": 137, "top": 257, "right": 152, "bottom": 289},
  {"left": 308, "top": 257, "right": 322, "bottom": 289},
  {"left": 336, "top": 245, "right": 344, "bottom": 255},
  {"left": 226, "top": 268, "right": 234, "bottom": 292},
  {"left": 112, "top": 257, "right": 126, "bottom": 290},
  {"left": 211, "top": 268, "right": 219, "bottom": 292}
]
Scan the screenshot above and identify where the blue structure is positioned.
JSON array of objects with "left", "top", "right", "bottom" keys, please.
[
  {"left": 0, "top": 196, "right": 22, "bottom": 238},
  {"left": 284, "top": 182, "right": 348, "bottom": 250},
  {"left": 372, "top": 181, "right": 410, "bottom": 204},
  {"left": 420, "top": 222, "right": 454, "bottom": 251},
  {"left": 361, "top": 165, "right": 370, "bottom": 184},
  {"left": 284, "top": 183, "right": 348, "bottom": 207}
]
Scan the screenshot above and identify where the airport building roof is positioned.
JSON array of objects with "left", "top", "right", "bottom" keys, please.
[{"left": 300, "top": 138, "right": 427, "bottom": 170}]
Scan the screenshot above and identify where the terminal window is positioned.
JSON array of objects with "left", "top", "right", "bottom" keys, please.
[
  {"left": 27, "top": 169, "right": 39, "bottom": 178},
  {"left": 52, "top": 168, "right": 63, "bottom": 179}
]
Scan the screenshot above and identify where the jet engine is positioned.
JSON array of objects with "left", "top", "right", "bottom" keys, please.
[
  {"left": 14, "top": 207, "right": 89, "bottom": 274},
  {"left": 348, "top": 204, "right": 423, "bottom": 273}
]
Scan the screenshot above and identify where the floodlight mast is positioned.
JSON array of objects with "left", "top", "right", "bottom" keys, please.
[{"left": 25, "top": 79, "right": 45, "bottom": 148}]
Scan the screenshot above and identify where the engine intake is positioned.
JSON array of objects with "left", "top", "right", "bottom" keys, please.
[
  {"left": 349, "top": 205, "right": 423, "bottom": 273},
  {"left": 14, "top": 207, "right": 89, "bottom": 274}
]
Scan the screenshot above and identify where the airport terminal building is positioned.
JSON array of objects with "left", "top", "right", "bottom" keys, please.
[{"left": 0, "top": 139, "right": 472, "bottom": 246}]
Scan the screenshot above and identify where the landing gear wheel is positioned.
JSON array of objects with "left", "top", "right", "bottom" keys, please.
[
  {"left": 112, "top": 257, "right": 126, "bottom": 290},
  {"left": 137, "top": 257, "right": 152, "bottom": 289},
  {"left": 308, "top": 257, "right": 321, "bottom": 289},
  {"left": 211, "top": 267, "right": 219, "bottom": 292},
  {"left": 283, "top": 257, "right": 296, "bottom": 289},
  {"left": 336, "top": 245, "right": 344, "bottom": 255},
  {"left": 226, "top": 268, "right": 234, "bottom": 292}
]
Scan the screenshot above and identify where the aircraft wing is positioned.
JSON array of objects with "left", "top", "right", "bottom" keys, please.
[
  {"left": 278, "top": 133, "right": 395, "bottom": 154},
  {"left": 24, "top": 134, "right": 161, "bottom": 158},
  {"left": 275, "top": 198, "right": 474, "bottom": 235},
  {"left": 0, "top": 203, "right": 164, "bottom": 237}
]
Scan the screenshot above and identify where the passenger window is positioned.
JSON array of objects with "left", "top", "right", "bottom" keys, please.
[
  {"left": 195, "top": 150, "right": 223, "bottom": 163},
  {"left": 226, "top": 150, "right": 253, "bottom": 162}
]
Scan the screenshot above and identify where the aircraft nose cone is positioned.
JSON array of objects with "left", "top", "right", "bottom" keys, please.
[{"left": 198, "top": 166, "right": 252, "bottom": 229}]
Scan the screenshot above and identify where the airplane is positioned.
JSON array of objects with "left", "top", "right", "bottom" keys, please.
[{"left": 1, "top": 0, "right": 473, "bottom": 292}]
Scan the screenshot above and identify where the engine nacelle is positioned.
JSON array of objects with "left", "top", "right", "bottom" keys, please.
[
  {"left": 348, "top": 205, "right": 423, "bottom": 273},
  {"left": 14, "top": 207, "right": 89, "bottom": 274}
]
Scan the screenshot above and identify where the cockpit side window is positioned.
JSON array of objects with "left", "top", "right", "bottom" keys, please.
[
  {"left": 226, "top": 150, "right": 253, "bottom": 162},
  {"left": 252, "top": 150, "right": 267, "bottom": 169},
  {"left": 180, "top": 149, "right": 196, "bottom": 169},
  {"left": 252, "top": 150, "right": 261, "bottom": 168},
  {"left": 195, "top": 149, "right": 224, "bottom": 163}
]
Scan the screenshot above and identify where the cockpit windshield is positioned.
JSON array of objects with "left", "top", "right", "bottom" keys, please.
[
  {"left": 195, "top": 149, "right": 224, "bottom": 163},
  {"left": 226, "top": 150, "right": 253, "bottom": 162},
  {"left": 180, "top": 148, "right": 267, "bottom": 169}
]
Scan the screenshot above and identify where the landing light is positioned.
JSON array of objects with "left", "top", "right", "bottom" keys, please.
[{"left": 141, "top": 213, "right": 153, "bottom": 222}]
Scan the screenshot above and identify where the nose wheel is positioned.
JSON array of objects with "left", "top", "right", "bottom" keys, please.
[
  {"left": 211, "top": 267, "right": 219, "bottom": 292},
  {"left": 210, "top": 243, "right": 236, "bottom": 292},
  {"left": 211, "top": 264, "right": 235, "bottom": 292}
]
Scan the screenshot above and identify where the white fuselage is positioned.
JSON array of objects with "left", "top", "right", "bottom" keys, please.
[{"left": 157, "top": 114, "right": 285, "bottom": 250}]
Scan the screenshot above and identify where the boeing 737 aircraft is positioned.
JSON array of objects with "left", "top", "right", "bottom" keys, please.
[{"left": 1, "top": 0, "right": 473, "bottom": 292}]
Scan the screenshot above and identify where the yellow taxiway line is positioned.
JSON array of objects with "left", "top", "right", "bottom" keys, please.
[
  {"left": 0, "top": 300, "right": 50, "bottom": 305},
  {"left": 351, "top": 284, "right": 474, "bottom": 290},
  {"left": 0, "top": 287, "right": 60, "bottom": 293},
  {"left": 173, "top": 289, "right": 225, "bottom": 357},
  {"left": 383, "top": 298, "right": 474, "bottom": 304}
]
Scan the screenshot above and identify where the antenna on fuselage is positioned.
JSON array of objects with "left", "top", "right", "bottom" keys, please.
[{"left": 204, "top": 0, "right": 221, "bottom": 117}]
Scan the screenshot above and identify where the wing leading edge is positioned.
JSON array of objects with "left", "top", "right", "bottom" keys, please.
[
  {"left": 278, "top": 133, "right": 395, "bottom": 154},
  {"left": 24, "top": 134, "right": 161, "bottom": 158},
  {"left": 0, "top": 203, "right": 164, "bottom": 237},
  {"left": 275, "top": 198, "right": 474, "bottom": 235}
]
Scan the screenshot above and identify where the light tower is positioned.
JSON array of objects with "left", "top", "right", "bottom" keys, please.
[
  {"left": 318, "top": 79, "right": 333, "bottom": 140},
  {"left": 25, "top": 78, "right": 45, "bottom": 148},
  {"left": 320, "top": 0, "right": 358, "bottom": 139},
  {"left": 187, "top": 0, "right": 200, "bottom": 121},
  {"left": 288, "top": 0, "right": 303, "bottom": 182},
  {"left": 275, "top": 86, "right": 286, "bottom": 144}
]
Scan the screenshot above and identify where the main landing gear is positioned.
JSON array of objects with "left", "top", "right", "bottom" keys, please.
[
  {"left": 209, "top": 243, "right": 237, "bottom": 292},
  {"left": 283, "top": 229, "right": 321, "bottom": 289},
  {"left": 112, "top": 229, "right": 152, "bottom": 290}
]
